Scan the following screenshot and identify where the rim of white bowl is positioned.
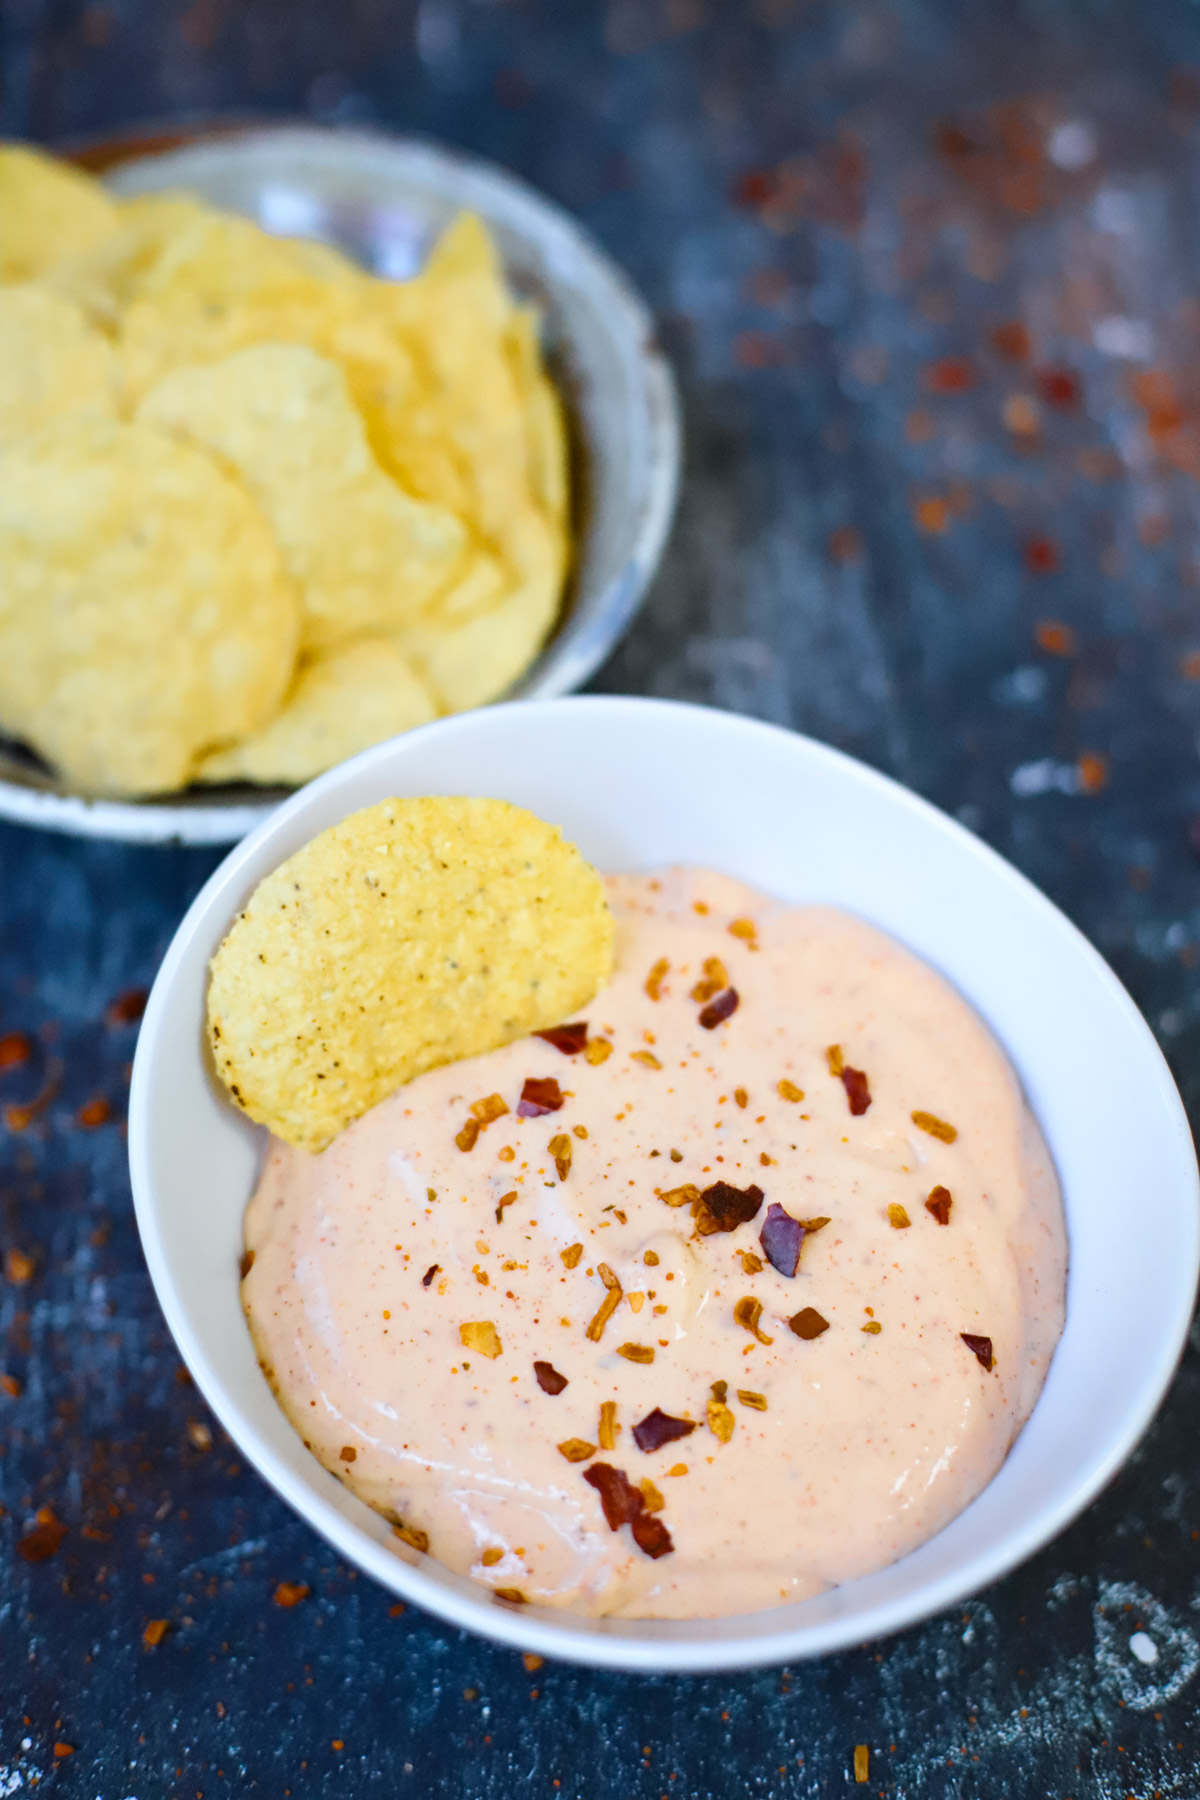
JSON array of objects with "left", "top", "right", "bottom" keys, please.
[
  {"left": 0, "top": 126, "right": 679, "bottom": 846},
  {"left": 128, "top": 697, "right": 1200, "bottom": 1671}
]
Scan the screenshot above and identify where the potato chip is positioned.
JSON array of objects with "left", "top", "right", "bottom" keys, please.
[
  {"left": 0, "top": 286, "right": 118, "bottom": 448},
  {"left": 399, "top": 509, "right": 566, "bottom": 711},
  {"left": 196, "top": 638, "right": 438, "bottom": 787},
  {"left": 138, "top": 343, "right": 467, "bottom": 653},
  {"left": 506, "top": 304, "right": 570, "bottom": 528},
  {"left": 0, "top": 418, "right": 299, "bottom": 796},
  {"left": 44, "top": 192, "right": 214, "bottom": 328},
  {"left": 0, "top": 144, "right": 119, "bottom": 283},
  {"left": 206, "top": 797, "right": 614, "bottom": 1150}
]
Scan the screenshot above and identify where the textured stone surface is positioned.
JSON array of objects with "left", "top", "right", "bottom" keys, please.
[{"left": 3, "top": 1, "right": 1200, "bottom": 1793}]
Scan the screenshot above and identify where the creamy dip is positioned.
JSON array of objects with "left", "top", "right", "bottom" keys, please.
[{"left": 242, "top": 869, "right": 1066, "bottom": 1619}]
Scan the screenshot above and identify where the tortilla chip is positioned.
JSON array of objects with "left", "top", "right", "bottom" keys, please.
[
  {"left": 206, "top": 796, "right": 614, "bottom": 1150},
  {"left": 0, "top": 286, "right": 118, "bottom": 448},
  {"left": 0, "top": 144, "right": 119, "bottom": 283},
  {"left": 138, "top": 343, "right": 467, "bottom": 653},
  {"left": 0, "top": 417, "right": 299, "bottom": 796},
  {"left": 197, "top": 637, "right": 439, "bottom": 786}
]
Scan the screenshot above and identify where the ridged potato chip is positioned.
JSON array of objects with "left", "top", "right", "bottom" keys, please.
[
  {"left": 196, "top": 638, "right": 438, "bottom": 787},
  {"left": 45, "top": 192, "right": 214, "bottom": 328},
  {"left": 138, "top": 343, "right": 467, "bottom": 653},
  {"left": 0, "top": 144, "right": 118, "bottom": 282},
  {"left": 207, "top": 797, "right": 614, "bottom": 1151},
  {"left": 0, "top": 418, "right": 299, "bottom": 796},
  {"left": 0, "top": 286, "right": 118, "bottom": 448}
]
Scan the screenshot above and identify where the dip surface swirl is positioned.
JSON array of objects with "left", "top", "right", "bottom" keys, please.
[{"left": 242, "top": 868, "right": 1067, "bottom": 1619}]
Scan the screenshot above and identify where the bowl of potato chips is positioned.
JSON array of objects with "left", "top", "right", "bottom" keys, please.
[{"left": 0, "top": 127, "right": 679, "bottom": 843}]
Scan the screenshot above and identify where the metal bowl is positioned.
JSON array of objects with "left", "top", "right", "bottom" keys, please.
[{"left": 0, "top": 125, "right": 680, "bottom": 844}]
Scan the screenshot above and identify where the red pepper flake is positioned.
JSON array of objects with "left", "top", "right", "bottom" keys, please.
[
  {"left": 273, "top": 1581, "right": 310, "bottom": 1607},
  {"left": 923, "top": 356, "right": 975, "bottom": 393},
  {"left": 926, "top": 1186, "right": 953, "bottom": 1225},
  {"left": 694, "top": 1180, "right": 763, "bottom": 1235},
  {"left": 839, "top": 1065, "right": 871, "bottom": 1116},
  {"left": 582, "top": 1462, "right": 675, "bottom": 1559},
  {"left": 728, "top": 917, "right": 757, "bottom": 943},
  {"left": 827, "top": 525, "right": 863, "bottom": 563},
  {"left": 421, "top": 1263, "right": 440, "bottom": 1287},
  {"left": 78, "top": 1097, "right": 111, "bottom": 1128},
  {"left": 1077, "top": 752, "right": 1108, "bottom": 794},
  {"left": 533, "top": 1021, "right": 588, "bottom": 1055},
  {"left": 339, "top": 1444, "right": 357, "bottom": 1462},
  {"left": 632, "top": 1408, "right": 697, "bottom": 1453},
  {"left": 990, "top": 321, "right": 1031, "bottom": 361},
  {"left": 690, "top": 956, "right": 729, "bottom": 1002},
  {"left": 698, "top": 987, "right": 739, "bottom": 1029},
  {"left": 517, "top": 1076, "right": 564, "bottom": 1117},
  {"left": 17, "top": 1506, "right": 66, "bottom": 1562},
  {"left": 143, "top": 1618, "right": 170, "bottom": 1646},
  {"left": 548, "top": 1134, "right": 572, "bottom": 1181},
  {"left": 1034, "top": 619, "right": 1076, "bottom": 656},
  {"left": 961, "top": 1332, "right": 995, "bottom": 1371},
  {"left": 644, "top": 958, "right": 669, "bottom": 1001},
  {"left": 53, "top": 1743, "right": 74, "bottom": 1760},
  {"left": 394, "top": 1522, "right": 430, "bottom": 1553},
  {"left": 733, "top": 1296, "right": 773, "bottom": 1344},
  {"left": 734, "top": 168, "right": 774, "bottom": 208},
  {"left": 911, "top": 1109, "right": 957, "bottom": 1142},
  {"left": 522, "top": 1652, "right": 544, "bottom": 1672},
  {"left": 914, "top": 495, "right": 950, "bottom": 535},
  {"left": 616, "top": 1343, "right": 655, "bottom": 1364},
  {"left": 470, "top": 1093, "right": 509, "bottom": 1126},
  {"left": 106, "top": 987, "right": 148, "bottom": 1025},
  {"left": 456, "top": 1117, "right": 481, "bottom": 1152},
  {"left": 759, "top": 1202, "right": 805, "bottom": 1277},
  {"left": 495, "top": 1190, "right": 517, "bottom": 1224},
  {"left": 0, "top": 1031, "right": 31, "bottom": 1070},
  {"left": 5, "top": 1248, "right": 34, "bottom": 1285},
  {"left": 1036, "top": 368, "right": 1080, "bottom": 408},
  {"left": 887, "top": 1203, "right": 911, "bottom": 1229},
  {"left": 788, "top": 1306, "right": 829, "bottom": 1340},
  {"left": 534, "top": 1360, "right": 568, "bottom": 1395},
  {"left": 1, "top": 1373, "right": 21, "bottom": 1397},
  {"left": 1023, "top": 535, "right": 1060, "bottom": 574},
  {"left": 586, "top": 1264, "right": 623, "bottom": 1342}
]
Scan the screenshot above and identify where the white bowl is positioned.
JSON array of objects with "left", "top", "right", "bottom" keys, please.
[
  {"left": 0, "top": 127, "right": 679, "bottom": 844},
  {"left": 128, "top": 697, "right": 1199, "bottom": 1672}
]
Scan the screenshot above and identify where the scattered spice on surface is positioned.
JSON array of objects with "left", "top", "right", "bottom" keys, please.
[
  {"left": 887, "top": 1203, "right": 911, "bottom": 1229},
  {"left": 733, "top": 1086, "right": 748, "bottom": 1108},
  {"left": 456, "top": 1118, "right": 481, "bottom": 1153},
  {"left": 861, "top": 1321, "right": 882, "bottom": 1335},
  {"left": 694, "top": 1180, "right": 763, "bottom": 1235},
  {"left": 106, "top": 986, "right": 148, "bottom": 1025},
  {"left": 517, "top": 1076, "right": 564, "bottom": 1117},
  {"left": 534, "top": 1022, "right": 588, "bottom": 1055},
  {"left": 800, "top": 1215, "right": 831, "bottom": 1233},
  {"left": 584, "top": 1038, "right": 612, "bottom": 1065},
  {"left": 926, "top": 1186, "right": 953, "bottom": 1225},
  {"left": 78, "top": 1097, "right": 111, "bottom": 1128},
  {"left": 459, "top": 1321, "right": 503, "bottom": 1359},
  {"left": 494, "top": 1587, "right": 526, "bottom": 1603},
  {"left": 789, "top": 1307, "right": 829, "bottom": 1340},
  {"left": 911, "top": 1110, "right": 957, "bottom": 1142},
  {"left": 481, "top": 1548, "right": 503, "bottom": 1566},
  {"left": 422, "top": 1264, "right": 440, "bottom": 1287},
  {"left": 561, "top": 1243, "right": 583, "bottom": 1269},
  {"left": 659, "top": 1183, "right": 700, "bottom": 1210},
  {"left": 690, "top": 957, "right": 728, "bottom": 1002},
  {"left": 639, "top": 1478, "right": 665, "bottom": 1513},
  {"left": 534, "top": 1360, "right": 568, "bottom": 1396},
  {"left": 632, "top": 1408, "right": 697, "bottom": 1453},
  {"left": 495, "top": 1190, "right": 517, "bottom": 1224},
  {"left": 52, "top": 1744, "right": 74, "bottom": 1760},
  {"left": 5, "top": 1248, "right": 34, "bottom": 1285},
  {"left": 586, "top": 1265, "right": 623, "bottom": 1342},
  {"left": 470, "top": 1093, "right": 509, "bottom": 1125},
  {"left": 582, "top": 1462, "right": 675, "bottom": 1558},
  {"left": 777, "top": 1079, "right": 804, "bottom": 1102},
  {"left": 760, "top": 1202, "right": 805, "bottom": 1276},
  {"left": 339, "top": 1445, "right": 357, "bottom": 1462},
  {"left": 706, "top": 1392, "right": 735, "bottom": 1442},
  {"left": 557, "top": 1438, "right": 596, "bottom": 1463},
  {"left": 616, "top": 1343, "right": 654, "bottom": 1364},
  {"left": 698, "top": 987, "right": 739, "bottom": 1029},
  {"left": 728, "top": 918, "right": 757, "bottom": 942},
  {"left": 854, "top": 1745, "right": 869, "bottom": 1783},
  {"left": 522, "top": 1652, "right": 544, "bottom": 1671},
  {"left": 733, "top": 1296, "right": 773, "bottom": 1344},
  {"left": 645, "top": 958, "right": 670, "bottom": 1000},
  {"left": 826, "top": 1044, "right": 845, "bottom": 1075},
  {"left": 739, "top": 1249, "right": 764, "bottom": 1275},
  {"left": 631, "top": 1050, "right": 662, "bottom": 1068},
  {"left": 142, "top": 1619, "right": 170, "bottom": 1646},
  {"left": 0, "top": 1030, "right": 31, "bottom": 1070},
  {"left": 961, "top": 1332, "right": 995, "bottom": 1371},
  {"left": 737, "top": 1390, "right": 767, "bottom": 1411},
  {"left": 1, "top": 1373, "right": 21, "bottom": 1397},
  {"left": 548, "top": 1134, "right": 572, "bottom": 1181},
  {"left": 598, "top": 1400, "right": 618, "bottom": 1449},
  {"left": 838, "top": 1064, "right": 871, "bottom": 1115},
  {"left": 17, "top": 1506, "right": 66, "bottom": 1562}
]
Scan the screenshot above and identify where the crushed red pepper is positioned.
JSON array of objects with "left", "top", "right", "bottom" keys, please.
[
  {"left": 644, "top": 958, "right": 669, "bottom": 1000},
  {"left": 548, "top": 1134, "right": 572, "bottom": 1181},
  {"left": 533, "top": 1021, "right": 588, "bottom": 1055},
  {"left": 693, "top": 1180, "right": 763, "bottom": 1235},
  {"left": 839, "top": 1065, "right": 871, "bottom": 1115},
  {"left": 17, "top": 1506, "right": 66, "bottom": 1562},
  {"left": 698, "top": 987, "right": 739, "bottom": 1029},
  {"left": 759, "top": 1202, "right": 804, "bottom": 1276},
  {"left": 582, "top": 1462, "right": 674, "bottom": 1558},
  {"left": 690, "top": 957, "right": 729, "bottom": 1003},
  {"left": 926, "top": 1186, "right": 953, "bottom": 1225},
  {"left": 517, "top": 1076, "right": 564, "bottom": 1117},
  {"left": 106, "top": 987, "right": 148, "bottom": 1025},
  {"left": 273, "top": 1582, "right": 310, "bottom": 1608},
  {"left": 912, "top": 1110, "right": 957, "bottom": 1142},
  {"left": 632, "top": 1408, "right": 697, "bottom": 1453},
  {"left": 733, "top": 1296, "right": 773, "bottom": 1344},
  {"left": 961, "top": 1332, "right": 995, "bottom": 1371},
  {"left": 533, "top": 1360, "right": 568, "bottom": 1395},
  {"left": 788, "top": 1306, "right": 829, "bottom": 1340},
  {"left": 0, "top": 1031, "right": 31, "bottom": 1070},
  {"left": 421, "top": 1264, "right": 440, "bottom": 1287}
]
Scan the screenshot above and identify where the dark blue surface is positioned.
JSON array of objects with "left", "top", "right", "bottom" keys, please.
[{"left": 3, "top": 2, "right": 1200, "bottom": 1793}]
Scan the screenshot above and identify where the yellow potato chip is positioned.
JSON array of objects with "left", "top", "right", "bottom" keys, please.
[
  {"left": 0, "top": 418, "right": 299, "bottom": 796},
  {"left": 0, "top": 143, "right": 119, "bottom": 283},
  {"left": 138, "top": 343, "right": 467, "bottom": 653},
  {"left": 399, "top": 510, "right": 566, "bottom": 712},
  {"left": 0, "top": 286, "right": 118, "bottom": 448},
  {"left": 117, "top": 209, "right": 414, "bottom": 416},
  {"left": 44, "top": 191, "right": 214, "bottom": 328},
  {"left": 506, "top": 303, "right": 570, "bottom": 528},
  {"left": 196, "top": 637, "right": 438, "bottom": 787},
  {"left": 207, "top": 796, "right": 614, "bottom": 1151}
]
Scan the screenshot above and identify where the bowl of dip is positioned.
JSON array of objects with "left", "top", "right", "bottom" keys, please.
[{"left": 128, "top": 697, "right": 1200, "bottom": 1670}]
